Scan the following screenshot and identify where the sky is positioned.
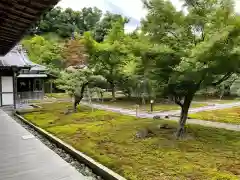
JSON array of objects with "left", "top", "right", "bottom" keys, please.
[{"left": 58, "top": 0, "right": 240, "bottom": 32}]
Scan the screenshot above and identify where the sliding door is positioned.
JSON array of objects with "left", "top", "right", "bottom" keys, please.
[{"left": 1, "top": 76, "right": 14, "bottom": 106}]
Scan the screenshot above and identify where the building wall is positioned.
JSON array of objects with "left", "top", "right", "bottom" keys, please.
[{"left": 0, "top": 69, "right": 14, "bottom": 106}]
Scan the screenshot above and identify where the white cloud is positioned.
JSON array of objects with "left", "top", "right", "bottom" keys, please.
[
  {"left": 107, "top": 0, "right": 146, "bottom": 20},
  {"left": 58, "top": 0, "right": 145, "bottom": 18},
  {"left": 57, "top": 0, "right": 106, "bottom": 11},
  {"left": 236, "top": 0, "right": 240, "bottom": 13}
]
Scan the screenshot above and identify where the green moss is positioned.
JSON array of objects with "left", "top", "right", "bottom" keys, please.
[
  {"left": 211, "top": 172, "right": 239, "bottom": 180},
  {"left": 23, "top": 102, "right": 240, "bottom": 180},
  {"left": 97, "top": 100, "right": 208, "bottom": 112},
  {"left": 24, "top": 112, "right": 57, "bottom": 127},
  {"left": 46, "top": 124, "right": 83, "bottom": 135},
  {"left": 190, "top": 107, "right": 240, "bottom": 124},
  {"left": 46, "top": 93, "right": 70, "bottom": 99}
]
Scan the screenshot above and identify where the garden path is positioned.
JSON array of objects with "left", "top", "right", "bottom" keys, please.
[
  {"left": 81, "top": 102, "right": 240, "bottom": 132},
  {"left": 0, "top": 109, "right": 88, "bottom": 180}
]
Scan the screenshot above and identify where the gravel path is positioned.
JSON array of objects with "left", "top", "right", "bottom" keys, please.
[
  {"left": 81, "top": 102, "right": 240, "bottom": 132},
  {"left": 162, "top": 102, "right": 240, "bottom": 116}
]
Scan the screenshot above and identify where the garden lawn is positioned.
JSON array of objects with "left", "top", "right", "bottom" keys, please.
[
  {"left": 46, "top": 93, "right": 70, "bottom": 99},
  {"left": 209, "top": 100, "right": 240, "bottom": 104},
  {"left": 193, "top": 97, "right": 240, "bottom": 104},
  {"left": 189, "top": 107, "right": 240, "bottom": 124},
  {"left": 96, "top": 100, "right": 207, "bottom": 112},
  {"left": 23, "top": 102, "right": 240, "bottom": 180}
]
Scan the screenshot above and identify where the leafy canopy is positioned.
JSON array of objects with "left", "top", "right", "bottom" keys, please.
[{"left": 142, "top": 0, "right": 240, "bottom": 102}]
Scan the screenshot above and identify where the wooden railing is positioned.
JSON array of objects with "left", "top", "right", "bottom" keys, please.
[{"left": 16, "top": 91, "right": 44, "bottom": 105}]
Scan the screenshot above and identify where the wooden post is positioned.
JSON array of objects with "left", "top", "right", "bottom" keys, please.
[
  {"left": 42, "top": 79, "right": 45, "bottom": 99},
  {"left": 0, "top": 76, "right": 2, "bottom": 107},
  {"left": 50, "top": 80, "right": 53, "bottom": 94},
  {"left": 13, "top": 71, "right": 18, "bottom": 110},
  {"left": 135, "top": 104, "right": 140, "bottom": 118},
  {"left": 150, "top": 100, "right": 154, "bottom": 113}
]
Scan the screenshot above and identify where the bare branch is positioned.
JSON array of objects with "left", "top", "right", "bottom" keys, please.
[{"left": 212, "top": 72, "right": 233, "bottom": 86}]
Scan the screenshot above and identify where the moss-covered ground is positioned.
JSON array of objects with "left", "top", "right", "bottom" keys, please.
[
  {"left": 190, "top": 107, "right": 240, "bottom": 124},
  {"left": 95, "top": 99, "right": 207, "bottom": 112},
  {"left": 46, "top": 93, "right": 70, "bottom": 99},
  {"left": 23, "top": 102, "right": 240, "bottom": 180},
  {"left": 193, "top": 97, "right": 240, "bottom": 104}
]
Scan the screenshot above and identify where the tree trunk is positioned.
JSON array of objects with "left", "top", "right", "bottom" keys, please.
[
  {"left": 110, "top": 82, "right": 116, "bottom": 101},
  {"left": 50, "top": 81, "right": 53, "bottom": 94},
  {"left": 100, "top": 92, "right": 104, "bottom": 102},
  {"left": 176, "top": 95, "right": 193, "bottom": 138},
  {"left": 73, "top": 82, "right": 88, "bottom": 112}
]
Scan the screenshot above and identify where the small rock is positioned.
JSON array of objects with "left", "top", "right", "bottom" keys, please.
[
  {"left": 136, "top": 128, "right": 155, "bottom": 139},
  {"left": 157, "top": 124, "right": 174, "bottom": 130},
  {"left": 160, "top": 124, "right": 169, "bottom": 129},
  {"left": 153, "top": 116, "right": 161, "bottom": 119}
]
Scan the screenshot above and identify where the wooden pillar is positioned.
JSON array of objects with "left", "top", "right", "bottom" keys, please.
[
  {"left": 13, "top": 69, "right": 18, "bottom": 110},
  {"left": 42, "top": 79, "right": 45, "bottom": 98},
  {"left": 0, "top": 76, "right": 2, "bottom": 107},
  {"left": 50, "top": 80, "right": 53, "bottom": 94}
]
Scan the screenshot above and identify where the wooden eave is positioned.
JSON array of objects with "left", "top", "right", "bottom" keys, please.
[{"left": 0, "top": 0, "right": 59, "bottom": 55}]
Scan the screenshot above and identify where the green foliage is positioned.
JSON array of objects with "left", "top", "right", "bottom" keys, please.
[
  {"left": 93, "top": 12, "right": 128, "bottom": 42},
  {"left": 29, "top": 7, "right": 102, "bottom": 38},
  {"left": 22, "top": 35, "right": 63, "bottom": 68},
  {"left": 142, "top": 0, "right": 240, "bottom": 135},
  {"left": 55, "top": 68, "right": 105, "bottom": 95},
  {"left": 84, "top": 19, "right": 130, "bottom": 99},
  {"left": 143, "top": 0, "right": 240, "bottom": 93},
  {"left": 23, "top": 102, "right": 240, "bottom": 180}
]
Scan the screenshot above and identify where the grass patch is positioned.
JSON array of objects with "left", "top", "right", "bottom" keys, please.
[
  {"left": 46, "top": 93, "right": 70, "bottom": 99},
  {"left": 28, "top": 100, "right": 43, "bottom": 103},
  {"left": 193, "top": 97, "right": 240, "bottom": 104},
  {"left": 23, "top": 102, "right": 240, "bottom": 180},
  {"left": 209, "top": 100, "right": 240, "bottom": 104},
  {"left": 190, "top": 107, "right": 240, "bottom": 124},
  {"left": 96, "top": 99, "right": 207, "bottom": 112}
]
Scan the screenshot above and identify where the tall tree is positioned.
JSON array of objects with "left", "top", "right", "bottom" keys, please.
[
  {"left": 84, "top": 19, "right": 129, "bottom": 100},
  {"left": 22, "top": 35, "right": 63, "bottom": 68},
  {"left": 29, "top": 7, "right": 102, "bottom": 37},
  {"left": 62, "top": 37, "right": 88, "bottom": 68},
  {"left": 93, "top": 12, "right": 128, "bottom": 42},
  {"left": 56, "top": 69, "right": 106, "bottom": 112},
  {"left": 142, "top": 0, "right": 240, "bottom": 137}
]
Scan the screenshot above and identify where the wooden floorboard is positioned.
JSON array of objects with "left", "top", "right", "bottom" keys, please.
[{"left": 0, "top": 109, "right": 87, "bottom": 180}]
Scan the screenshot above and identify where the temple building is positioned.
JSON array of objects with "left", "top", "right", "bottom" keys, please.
[{"left": 0, "top": 45, "right": 47, "bottom": 107}]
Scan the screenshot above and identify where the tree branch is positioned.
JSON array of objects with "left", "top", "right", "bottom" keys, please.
[
  {"left": 166, "top": 30, "right": 183, "bottom": 44},
  {"left": 174, "top": 96, "right": 183, "bottom": 107},
  {"left": 212, "top": 73, "right": 233, "bottom": 86},
  {"left": 201, "top": 27, "right": 205, "bottom": 41},
  {"left": 73, "top": 82, "right": 89, "bottom": 112},
  {"left": 167, "top": 30, "right": 178, "bottom": 39}
]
